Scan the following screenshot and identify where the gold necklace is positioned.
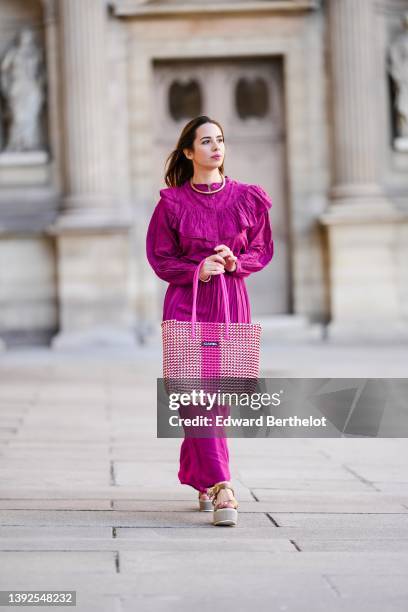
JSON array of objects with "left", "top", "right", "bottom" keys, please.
[{"left": 189, "top": 173, "right": 226, "bottom": 195}]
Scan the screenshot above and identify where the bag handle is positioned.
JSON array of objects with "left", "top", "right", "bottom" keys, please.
[{"left": 192, "top": 259, "right": 230, "bottom": 340}]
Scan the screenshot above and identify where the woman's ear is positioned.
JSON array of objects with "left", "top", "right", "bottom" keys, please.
[{"left": 183, "top": 148, "right": 192, "bottom": 160}]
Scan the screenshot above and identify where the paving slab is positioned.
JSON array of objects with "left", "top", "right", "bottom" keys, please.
[
  {"left": 112, "top": 500, "right": 270, "bottom": 512},
  {"left": 0, "top": 458, "right": 109, "bottom": 468},
  {"left": 118, "top": 552, "right": 341, "bottom": 598},
  {"left": 0, "top": 537, "right": 297, "bottom": 553},
  {"left": 0, "top": 551, "right": 117, "bottom": 577},
  {"left": 0, "top": 509, "right": 272, "bottom": 528},
  {"left": 0, "top": 499, "right": 112, "bottom": 510},
  {"left": 0, "top": 475, "right": 111, "bottom": 488},
  {"left": 118, "top": 549, "right": 408, "bottom": 574},
  {"left": 290, "top": 538, "right": 408, "bottom": 552},
  {"left": 238, "top": 466, "right": 364, "bottom": 481},
  {"left": 373, "top": 482, "right": 408, "bottom": 493},
  {"left": 251, "top": 491, "right": 408, "bottom": 512},
  {"left": 0, "top": 487, "right": 216, "bottom": 500},
  {"left": 0, "top": 593, "right": 121, "bottom": 612},
  {"left": 118, "top": 594, "right": 408, "bottom": 612},
  {"left": 325, "top": 573, "right": 408, "bottom": 599},
  {"left": 0, "top": 526, "right": 112, "bottom": 539},
  {"left": 342, "top": 464, "right": 408, "bottom": 482},
  {"left": 271, "top": 512, "right": 408, "bottom": 528},
  {"left": 251, "top": 479, "right": 373, "bottom": 492}
]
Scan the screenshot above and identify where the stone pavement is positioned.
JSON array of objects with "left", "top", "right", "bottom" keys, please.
[{"left": 0, "top": 340, "right": 408, "bottom": 611}]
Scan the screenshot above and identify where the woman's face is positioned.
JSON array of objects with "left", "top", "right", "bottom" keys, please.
[{"left": 183, "top": 122, "right": 225, "bottom": 171}]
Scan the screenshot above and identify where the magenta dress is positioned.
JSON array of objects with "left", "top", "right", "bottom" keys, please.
[{"left": 146, "top": 175, "right": 273, "bottom": 493}]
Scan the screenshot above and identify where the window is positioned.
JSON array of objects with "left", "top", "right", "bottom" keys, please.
[
  {"left": 235, "top": 77, "right": 269, "bottom": 119},
  {"left": 168, "top": 79, "right": 202, "bottom": 120}
]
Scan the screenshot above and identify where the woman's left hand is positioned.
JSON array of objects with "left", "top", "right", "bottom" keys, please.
[{"left": 214, "top": 244, "right": 237, "bottom": 272}]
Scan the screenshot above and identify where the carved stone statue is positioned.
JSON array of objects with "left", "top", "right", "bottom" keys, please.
[
  {"left": 0, "top": 28, "right": 46, "bottom": 152},
  {"left": 388, "top": 13, "right": 408, "bottom": 139}
]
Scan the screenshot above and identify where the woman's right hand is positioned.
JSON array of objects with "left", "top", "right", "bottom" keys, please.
[{"left": 199, "top": 254, "right": 226, "bottom": 282}]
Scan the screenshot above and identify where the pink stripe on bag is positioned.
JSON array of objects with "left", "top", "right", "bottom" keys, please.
[{"left": 200, "top": 321, "right": 221, "bottom": 377}]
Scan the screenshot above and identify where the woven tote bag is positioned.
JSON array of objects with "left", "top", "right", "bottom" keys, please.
[{"left": 161, "top": 259, "right": 261, "bottom": 395}]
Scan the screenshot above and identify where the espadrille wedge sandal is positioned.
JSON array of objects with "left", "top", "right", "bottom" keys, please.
[
  {"left": 198, "top": 490, "right": 213, "bottom": 512},
  {"left": 207, "top": 481, "right": 238, "bottom": 526}
]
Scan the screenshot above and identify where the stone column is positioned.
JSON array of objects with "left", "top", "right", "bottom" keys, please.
[
  {"left": 327, "top": 0, "right": 387, "bottom": 208},
  {"left": 57, "top": 0, "right": 120, "bottom": 221},
  {"left": 319, "top": 0, "right": 406, "bottom": 341},
  {"left": 47, "top": 0, "right": 135, "bottom": 348}
]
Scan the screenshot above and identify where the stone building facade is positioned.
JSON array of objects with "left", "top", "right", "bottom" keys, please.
[{"left": 0, "top": 0, "right": 407, "bottom": 349}]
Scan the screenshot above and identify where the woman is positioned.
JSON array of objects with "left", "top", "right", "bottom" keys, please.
[{"left": 146, "top": 115, "right": 274, "bottom": 526}]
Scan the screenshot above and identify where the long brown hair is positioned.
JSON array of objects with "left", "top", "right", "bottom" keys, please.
[{"left": 164, "top": 115, "right": 225, "bottom": 187}]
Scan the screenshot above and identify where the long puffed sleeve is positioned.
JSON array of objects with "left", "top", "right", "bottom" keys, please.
[
  {"left": 230, "top": 184, "right": 274, "bottom": 279},
  {"left": 146, "top": 196, "right": 197, "bottom": 285}
]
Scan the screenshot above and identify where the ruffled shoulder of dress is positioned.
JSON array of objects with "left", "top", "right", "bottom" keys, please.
[
  {"left": 159, "top": 186, "right": 180, "bottom": 206},
  {"left": 157, "top": 186, "right": 182, "bottom": 226},
  {"left": 245, "top": 184, "right": 273, "bottom": 211},
  {"left": 229, "top": 183, "right": 272, "bottom": 231}
]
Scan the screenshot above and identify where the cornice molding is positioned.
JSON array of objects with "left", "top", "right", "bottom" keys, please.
[{"left": 110, "top": 0, "right": 321, "bottom": 18}]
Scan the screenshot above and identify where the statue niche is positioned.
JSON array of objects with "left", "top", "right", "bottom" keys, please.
[
  {"left": 388, "top": 13, "right": 408, "bottom": 150},
  {"left": 0, "top": 28, "right": 46, "bottom": 153}
]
